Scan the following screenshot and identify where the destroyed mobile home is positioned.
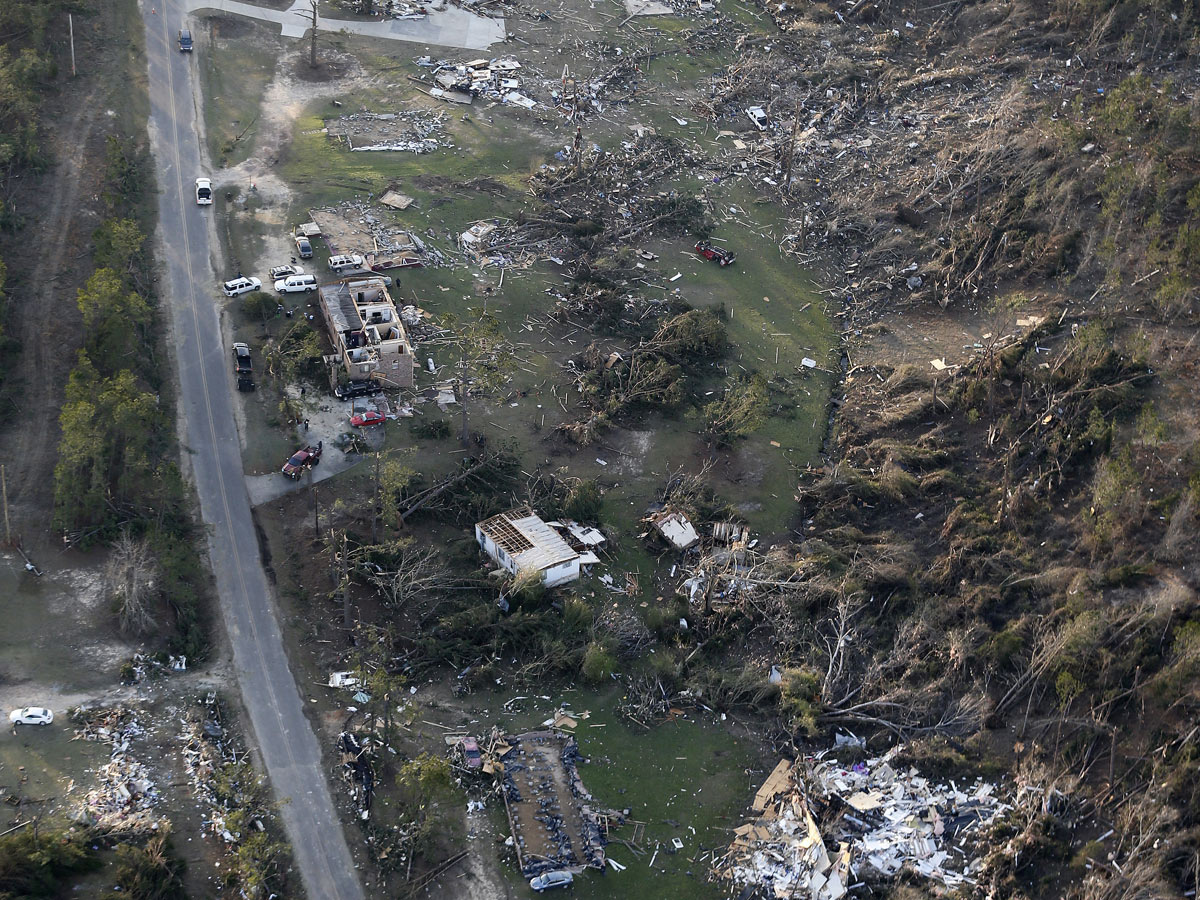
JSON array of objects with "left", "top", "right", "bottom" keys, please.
[
  {"left": 716, "top": 750, "right": 1009, "bottom": 898},
  {"left": 475, "top": 505, "right": 604, "bottom": 588},
  {"left": 484, "top": 730, "right": 616, "bottom": 883}
]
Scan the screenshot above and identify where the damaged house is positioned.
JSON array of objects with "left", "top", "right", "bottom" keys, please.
[
  {"left": 318, "top": 276, "right": 415, "bottom": 387},
  {"left": 475, "top": 506, "right": 587, "bottom": 588}
]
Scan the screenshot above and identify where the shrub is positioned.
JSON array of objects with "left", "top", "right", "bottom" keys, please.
[
  {"left": 780, "top": 667, "right": 823, "bottom": 737},
  {"left": 581, "top": 642, "right": 617, "bottom": 682}
]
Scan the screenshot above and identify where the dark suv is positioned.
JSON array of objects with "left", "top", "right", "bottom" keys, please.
[
  {"left": 178, "top": 29, "right": 193, "bottom": 51},
  {"left": 334, "top": 379, "right": 381, "bottom": 400}
]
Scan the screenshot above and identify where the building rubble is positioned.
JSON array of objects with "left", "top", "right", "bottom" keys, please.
[
  {"left": 309, "top": 201, "right": 442, "bottom": 268},
  {"left": 715, "top": 748, "right": 1010, "bottom": 898},
  {"left": 179, "top": 693, "right": 274, "bottom": 847},
  {"left": 337, "top": 731, "right": 376, "bottom": 821},
  {"left": 324, "top": 109, "right": 450, "bottom": 153},
  {"left": 73, "top": 706, "right": 163, "bottom": 833},
  {"left": 482, "top": 729, "right": 618, "bottom": 883}
]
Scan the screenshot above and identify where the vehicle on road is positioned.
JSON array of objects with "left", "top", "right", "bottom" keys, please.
[
  {"left": 695, "top": 240, "right": 736, "bottom": 267},
  {"left": 529, "top": 871, "right": 573, "bottom": 891},
  {"left": 222, "top": 276, "right": 261, "bottom": 297},
  {"left": 178, "top": 28, "right": 193, "bottom": 51},
  {"left": 269, "top": 264, "right": 304, "bottom": 280},
  {"left": 294, "top": 234, "right": 313, "bottom": 258},
  {"left": 328, "top": 253, "right": 366, "bottom": 273},
  {"left": 232, "top": 342, "right": 252, "bottom": 374},
  {"left": 334, "top": 379, "right": 381, "bottom": 400},
  {"left": 195, "top": 177, "right": 212, "bottom": 205},
  {"left": 275, "top": 273, "right": 318, "bottom": 293},
  {"left": 10, "top": 707, "right": 53, "bottom": 726},
  {"left": 350, "top": 399, "right": 384, "bottom": 427},
  {"left": 282, "top": 444, "right": 322, "bottom": 479}
]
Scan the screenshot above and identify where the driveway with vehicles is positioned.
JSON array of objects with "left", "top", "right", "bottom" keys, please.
[{"left": 141, "top": 4, "right": 362, "bottom": 899}]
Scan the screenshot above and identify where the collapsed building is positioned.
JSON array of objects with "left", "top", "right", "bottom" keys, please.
[
  {"left": 475, "top": 505, "right": 598, "bottom": 588},
  {"left": 488, "top": 730, "right": 612, "bottom": 880},
  {"left": 318, "top": 276, "right": 415, "bottom": 387},
  {"left": 715, "top": 749, "right": 1009, "bottom": 898}
]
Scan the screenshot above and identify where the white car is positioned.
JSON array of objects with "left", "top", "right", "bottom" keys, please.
[
  {"left": 195, "top": 177, "right": 213, "bottom": 205},
  {"left": 222, "top": 276, "right": 261, "bottom": 297},
  {"left": 10, "top": 707, "right": 53, "bottom": 726},
  {"left": 274, "top": 274, "right": 318, "bottom": 293},
  {"left": 269, "top": 264, "right": 304, "bottom": 280},
  {"left": 328, "top": 253, "right": 365, "bottom": 272}
]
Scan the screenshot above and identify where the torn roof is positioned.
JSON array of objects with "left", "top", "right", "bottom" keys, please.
[{"left": 477, "top": 506, "right": 578, "bottom": 573}]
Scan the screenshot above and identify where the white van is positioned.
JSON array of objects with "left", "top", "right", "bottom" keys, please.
[
  {"left": 328, "top": 253, "right": 365, "bottom": 273},
  {"left": 275, "top": 273, "right": 318, "bottom": 293}
]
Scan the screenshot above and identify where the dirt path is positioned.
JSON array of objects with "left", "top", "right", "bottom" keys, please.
[{"left": 0, "top": 84, "right": 104, "bottom": 540}]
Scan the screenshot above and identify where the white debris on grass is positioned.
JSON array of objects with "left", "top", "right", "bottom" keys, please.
[
  {"left": 76, "top": 707, "right": 163, "bottom": 833},
  {"left": 717, "top": 747, "right": 1009, "bottom": 898}
]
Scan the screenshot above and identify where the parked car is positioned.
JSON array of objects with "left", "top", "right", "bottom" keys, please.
[
  {"left": 178, "top": 28, "right": 193, "bottom": 51},
  {"left": 458, "top": 737, "right": 483, "bottom": 769},
  {"left": 232, "top": 342, "right": 252, "bottom": 374},
  {"left": 334, "top": 379, "right": 382, "bottom": 400},
  {"left": 222, "top": 276, "right": 261, "bottom": 297},
  {"left": 529, "top": 871, "right": 573, "bottom": 892},
  {"left": 269, "top": 263, "right": 304, "bottom": 280},
  {"left": 294, "top": 234, "right": 313, "bottom": 258},
  {"left": 195, "top": 177, "right": 212, "bottom": 205},
  {"left": 695, "top": 240, "right": 736, "bottom": 267},
  {"left": 746, "top": 105, "right": 768, "bottom": 130},
  {"left": 328, "top": 253, "right": 366, "bottom": 273},
  {"left": 237, "top": 374, "right": 256, "bottom": 392},
  {"left": 281, "top": 444, "right": 322, "bottom": 479},
  {"left": 350, "top": 399, "right": 384, "bottom": 427},
  {"left": 9, "top": 707, "right": 53, "bottom": 726},
  {"left": 274, "top": 273, "right": 318, "bottom": 293}
]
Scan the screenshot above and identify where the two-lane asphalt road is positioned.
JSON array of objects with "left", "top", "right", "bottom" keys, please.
[{"left": 141, "top": 6, "right": 363, "bottom": 898}]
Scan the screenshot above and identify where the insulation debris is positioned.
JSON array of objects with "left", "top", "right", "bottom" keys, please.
[
  {"left": 323, "top": 109, "right": 450, "bottom": 153},
  {"left": 716, "top": 748, "right": 1009, "bottom": 898},
  {"left": 74, "top": 706, "right": 163, "bottom": 833}
]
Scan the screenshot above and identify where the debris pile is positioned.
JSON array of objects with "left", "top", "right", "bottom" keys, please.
[
  {"left": 74, "top": 707, "right": 162, "bottom": 833},
  {"left": 489, "top": 730, "right": 612, "bottom": 879},
  {"left": 309, "top": 202, "right": 439, "bottom": 267},
  {"left": 716, "top": 749, "right": 1009, "bottom": 898},
  {"left": 337, "top": 731, "right": 376, "bottom": 821},
  {"left": 324, "top": 109, "right": 449, "bottom": 153},
  {"left": 416, "top": 56, "right": 537, "bottom": 108},
  {"left": 179, "top": 694, "right": 273, "bottom": 847}
]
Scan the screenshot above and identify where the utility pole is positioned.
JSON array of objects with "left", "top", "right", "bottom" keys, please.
[
  {"left": 339, "top": 531, "right": 352, "bottom": 636},
  {"left": 312, "top": 475, "right": 319, "bottom": 539},
  {"left": 782, "top": 99, "right": 802, "bottom": 191},
  {"left": 1, "top": 465, "right": 10, "bottom": 545},
  {"left": 68, "top": 14, "right": 76, "bottom": 77}
]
